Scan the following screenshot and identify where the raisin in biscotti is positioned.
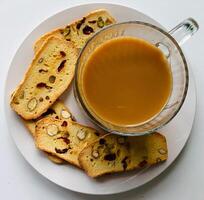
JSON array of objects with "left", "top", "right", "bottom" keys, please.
[
  {"left": 35, "top": 117, "right": 105, "bottom": 167},
  {"left": 34, "top": 9, "right": 116, "bottom": 53},
  {"left": 10, "top": 37, "right": 78, "bottom": 120},
  {"left": 79, "top": 133, "right": 168, "bottom": 177},
  {"left": 23, "top": 100, "right": 73, "bottom": 164}
]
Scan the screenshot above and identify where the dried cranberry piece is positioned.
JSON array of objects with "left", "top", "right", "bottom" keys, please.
[
  {"left": 58, "top": 60, "right": 66, "bottom": 72},
  {"left": 138, "top": 160, "right": 147, "bottom": 168},
  {"left": 61, "top": 121, "right": 68, "bottom": 127},
  {"left": 83, "top": 25, "right": 94, "bottom": 35},
  {"left": 104, "top": 153, "right": 116, "bottom": 161},
  {"left": 55, "top": 148, "right": 68, "bottom": 154}
]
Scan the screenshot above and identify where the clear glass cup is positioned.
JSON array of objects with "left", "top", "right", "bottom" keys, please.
[{"left": 74, "top": 18, "right": 199, "bottom": 136}]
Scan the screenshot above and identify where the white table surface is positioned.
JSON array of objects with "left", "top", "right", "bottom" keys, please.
[{"left": 1, "top": 0, "right": 204, "bottom": 199}]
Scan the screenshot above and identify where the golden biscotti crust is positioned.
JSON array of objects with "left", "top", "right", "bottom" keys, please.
[
  {"left": 35, "top": 117, "right": 105, "bottom": 167},
  {"left": 10, "top": 37, "right": 78, "bottom": 120},
  {"left": 46, "top": 153, "right": 66, "bottom": 164},
  {"left": 78, "top": 133, "right": 168, "bottom": 177},
  {"left": 23, "top": 100, "right": 73, "bottom": 136},
  {"left": 23, "top": 100, "right": 73, "bottom": 164},
  {"left": 34, "top": 9, "right": 116, "bottom": 52}
]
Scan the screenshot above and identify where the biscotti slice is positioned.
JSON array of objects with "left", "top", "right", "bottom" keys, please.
[
  {"left": 34, "top": 9, "right": 116, "bottom": 52},
  {"left": 10, "top": 37, "right": 78, "bottom": 120},
  {"left": 79, "top": 133, "right": 168, "bottom": 177},
  {"left": 35, "top": 117, "right": 104, "bottom": 167},
  {"left": 46, "top": 154, "right": 65, "bottom": 164},
  {"left": 23, "top": 100, "right": 73, "bottom": 164},
  {"left": 24, "top": 100, "right": 73, "bottom": 137}
]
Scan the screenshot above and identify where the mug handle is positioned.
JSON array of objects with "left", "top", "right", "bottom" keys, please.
[{"left": 168, "top": 18, "right": 199, "bottom": 46}]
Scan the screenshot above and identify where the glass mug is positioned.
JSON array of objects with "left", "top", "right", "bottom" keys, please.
[{"left": 74, "top": 18, "right": 199, "bottom": 136}]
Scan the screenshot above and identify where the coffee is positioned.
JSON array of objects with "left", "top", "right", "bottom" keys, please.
[{"left": 82, "top": 37, "right": 172, "bottom": 126}]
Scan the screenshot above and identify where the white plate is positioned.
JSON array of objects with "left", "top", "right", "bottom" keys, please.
[{"left": 4, "top": 3, "right": 196, "bottom": 195}]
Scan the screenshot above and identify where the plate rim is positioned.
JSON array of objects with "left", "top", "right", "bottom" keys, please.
[{"left": 4, "top": 2, "right": 196, "bottom": 195}]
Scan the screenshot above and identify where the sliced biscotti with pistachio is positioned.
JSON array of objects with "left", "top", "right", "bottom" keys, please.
[
  {"left": 10, "top": 37, "right": 78, "bottom": 120},
  {"left": 24, "top": 100, "right": 73, "bottom": 137},
  {"left": 34, "top": 9, "right": 116, "bottom": 52},
  {"left": 79, "top": 133, "right": 168, "bottom": 177},
  {"left": 35, "top": 117, "right": 104, "bottom": 167},
  {"left": 23, "top": 100, "right": 73, "bottom": 164}
]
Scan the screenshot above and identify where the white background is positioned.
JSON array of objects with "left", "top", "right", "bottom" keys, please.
[{"left": 0, "top": 0, "right": 204, "bottom": 199}]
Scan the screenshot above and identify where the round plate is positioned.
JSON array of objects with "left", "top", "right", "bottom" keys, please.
[{"left": 4, "top": 3, "right": 196, "bottom": 195}]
